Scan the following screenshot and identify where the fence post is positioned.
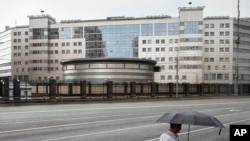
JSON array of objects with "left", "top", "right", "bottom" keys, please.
[
  {"left": 107, "top": 81, "right": 113, "bottom": 99},
  {"left": 80, "top": 80, "right": 87, "bottom": 99},
  {"left": 151, "top": 82, "right": 157, "bottom": 97},
  {"left": 68, "top": 83, "right": 73, "bottom": 95},
  {"left": 200, "top": 83, "right": 204, "bottom": 96},
  {"left": 13, "top": 78, "right": 21, "bottom": 101},
  {"left": 0, "top": 77, "right": 9, "bottom": 101},
  {"left": 130, "top": 82, "right": 136, "bottom": 98},
  {"left": 49, "top": 79, "right": 56, "bottom": 100},
  {"left": 169, "top": 83, "right": 174, "bottom": 97}
]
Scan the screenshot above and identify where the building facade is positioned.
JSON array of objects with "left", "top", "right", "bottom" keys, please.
[{"left": 0, "top": 6, "right": 250, "bottom": 84}]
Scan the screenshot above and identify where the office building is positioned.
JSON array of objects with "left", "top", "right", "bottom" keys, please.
[{"left": 0, "top": 6, "right": 250, "bottom": 84}]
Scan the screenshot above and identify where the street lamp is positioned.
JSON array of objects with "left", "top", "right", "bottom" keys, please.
[{"left": 234, "top": 0, "right": 240, "bottom": 96}]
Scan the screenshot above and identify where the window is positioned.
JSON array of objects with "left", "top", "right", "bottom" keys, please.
[
  {"left": 217, "top": 74, "right": 223, "bottom": 80},
  {"left": 210, "top": 40, "right": 214, "bottom": 44},
  {"left": 175, "top": 47, "right": 178, "bottom": 51},
  {"left": 154, "top": 23, "right": 166, "bottom": 36},
  {"left": 225, "top": 31, "right": 230, "bottom": 36},
  {"left": 161, "top": 57, "right": 165, "bottom": 62},
  {"left": 147, "top": 40, "right": 152, "bottom": 44},
  {"left": 25, "top": 31, "right": 28, "bottom": 35},
  {"left": 205, "top": 40, "right": 209, "bottom": 44},
  {"left": 225, "top": 40, "right": 230, "bottom": 44},
  {"left": 210, "top": 58, "right": 214, "bottom": 62},
  {"left": 210, "top": 24, "right": 215, "bottom": 28},
  {"left": 147, "top": 48, "right": 151, "bottom": 52},
  {"left": 161, "top": 47, "right": 165, "bottom": 52},
  {"left": 169, "top": 39, "right": 173, "bottom": 43},
  {"left": 156, "top": 47, "right": 160, "bottom": 52},
  {"left": 78, "top": 42, "right": 82, "bottom": 46},
  {"left": 168, "top": 75, "right": 172, "bottom": 80},
  {"left": 210, "top": 32, "right": 214, "bottom": 36},
  {"left": 205, "top": 48, "right": 209, "bottom": 52},
  {"left": 174, "top": 39, "right": 178, "bottom": 43},
  {"left": 142, "top": 40, "right": 146, "bottom": 44},
  {"left": 220, "top": 32, "right": 224, "bottom": 36},
  {"left": 219, "top": 58, "right": 224, "bottom": 62},
  {"left": 225, "top": 57, "right": 230, "bottom": 62},
  {"left": 205, "top": 32, "right": 209, "bottom": 36},
  {"left": 169, "top": 47, "right": 173, "bottom": 51},
  {"left": 142, "top": 48, "right": 146, "bottom": 52},
  {"left": 220, "top": 40, "right": 224, "bottom": 44},
  {"left": 220, "top": 23, "right": 224, "bottom": 28},
  {"left": 204, "top": 58, "right": 209, "bottom": 62},
  {"left": 219, "top": 48, "right": 224, "bottom": 52},
  {"left": 169, "top": 57, "right": 173, "bottom": 61},
  {"left": 161, "top": 39, "right": 165, "bottom": 44},
  {"left": 210, "top": 48, "right": 214, "bottom": 52},
  {"left": 169, "top": 66, "right": 173, "bottom": 70},
  {"left": 225, "top": 23, "right": 230, "bottom": 28},
  {"left": 156, "top": 39, "right": 160, "bottom": 44},
  {"left": 184, "top": 21, "right": 199, "bottom": 34},
  {"left": 225, "top": 47, "right": 230, "bottom": 52},
  {"left": 160, "top": 75, "right": 165, "bottom": 80},
  {"left": 205, "top": 24, "right": 209, "bottom": 28},
  {"left": 215, "top": 66, "right": 218, "bottom": 70},
  {"left": 207, "top": 66, "right": 211, "bottom": 70}
]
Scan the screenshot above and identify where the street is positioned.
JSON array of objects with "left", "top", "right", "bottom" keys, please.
[{"left": 0, "top": 97, "right": 250, "bottom": 141}]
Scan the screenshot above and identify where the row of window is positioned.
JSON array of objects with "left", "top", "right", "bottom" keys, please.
[
  {"left": 204, "top": 73, "right": 229, "bottom": 80},
  {"left": 13, "top": 31, "right": 29, "bottom": 36},
  {"left": 204, "top": 31, "right": 230, "bottom": 36},
  {"left": 206, "top": 65, "right": 227, "bottom": 70},
  {"left": 204, "top": 39, "right": 230, "bottom": 44},
  {"left": 13, "top": 38, "right": 29, "bottom": 43},
  {"left": 13, "top": 46, "right": 29, "bottom": 50},
  {"left": 142, "top": 39, "right": 179, "bottom": 44},
  {"left": 13, "top": 49, "right": 83, "bottom": 56},
  {"left": 160, "top": 75, "right": 186, "bottom": 80},
  {"left": 204, "top": 57, "right": 230, "bottom": 62},
  {"left": 204, "top": 47, "right": 230, "bottom": 52},
  {"left": 204, "top": 23, "right": 230, "bottom": 28}
]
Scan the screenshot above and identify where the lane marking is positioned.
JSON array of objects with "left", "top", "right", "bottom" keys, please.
[
  {"left": 0, "top": 101, "right": 249, "bottom": 115},
  {"left": 1, "top": 107, "right": 235, "bottom": 125}
]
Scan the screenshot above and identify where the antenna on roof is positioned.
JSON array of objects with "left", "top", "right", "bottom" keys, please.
[
  {"left": 41, "top": 10, "right": 44, "bottom": 15},
  {"left": 189, "top": 2, "right": 192, "bottom": 7}
]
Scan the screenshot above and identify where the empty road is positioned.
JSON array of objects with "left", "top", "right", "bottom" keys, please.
[{"left": 0, "top": 97, "right": 250, "bottom": 141}]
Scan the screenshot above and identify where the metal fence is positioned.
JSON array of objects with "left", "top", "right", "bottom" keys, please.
[{"left": 1, "top": 78, "right": 250, "bottom": 103}]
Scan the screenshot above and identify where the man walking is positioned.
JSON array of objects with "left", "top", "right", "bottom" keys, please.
[{"left": 159, "top": 123, "right": 182, "bottom": 141}]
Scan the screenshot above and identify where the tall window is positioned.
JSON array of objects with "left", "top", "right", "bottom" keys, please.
[
  {"left": 141, "top": 24, "right": 153, "bottom": 36},
  {"left": 154, "top": 23, "right": 166, "bottom": 36},
  {"left": 168, "top": 23, "right": 179, "bottom": 35},
  {"left": 184, "top": 21, "right": 199, "bottom": 34}
]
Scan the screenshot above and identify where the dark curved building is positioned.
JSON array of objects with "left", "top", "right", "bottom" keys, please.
[{"left": 61, "top": 58, "right": 157, "bottom": 82}]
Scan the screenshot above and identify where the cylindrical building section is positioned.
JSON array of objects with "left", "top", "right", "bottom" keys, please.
[{"left": 61, "top": 58, "right": 157, "bottom": 82}]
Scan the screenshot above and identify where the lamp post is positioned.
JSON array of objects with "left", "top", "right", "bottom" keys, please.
[
  {"left": 234, "top": 0, "right": 240, "bottom": 96},
  {"left": 176, "top": 51, "right": 179, "bottom": 99}
]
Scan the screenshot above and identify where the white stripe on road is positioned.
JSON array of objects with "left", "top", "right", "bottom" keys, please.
[
  {"left": 0, "top": 101, "right": 249, "bottom": 115},
  {"left": 1, "top": 107, "right": 235, "bottom": 125}
]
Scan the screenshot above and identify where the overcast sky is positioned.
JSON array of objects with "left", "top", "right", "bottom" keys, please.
[{"left": 0, "top": 0, "right": 249, "bottom": 31}]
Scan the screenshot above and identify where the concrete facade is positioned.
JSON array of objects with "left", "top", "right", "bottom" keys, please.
[{"left": 0, "top": 6, "right": 250, "bottom": 84}]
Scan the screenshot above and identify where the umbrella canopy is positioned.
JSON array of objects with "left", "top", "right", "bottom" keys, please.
[{"left": 156, "top": 110, "right": 224, "bottom": 128}]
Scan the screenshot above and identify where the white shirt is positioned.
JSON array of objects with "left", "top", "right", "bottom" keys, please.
[{"left": 159, "top": 131, "right": 179, "bottom": 141}]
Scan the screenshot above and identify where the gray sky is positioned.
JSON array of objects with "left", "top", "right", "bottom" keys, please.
[{"left": 0, "top": 0, "right": 249, "bottom": 31}]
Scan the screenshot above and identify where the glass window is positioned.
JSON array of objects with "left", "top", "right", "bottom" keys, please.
[
  {"left": 161, "top": 47, "right": 165, "bottom": 51},
  {"left": 210, "top": 48, "right": 214, "bottom": 52},
  {"left": 210, "top": 24, "right": 214, "bottom": 28},
  {"left": 154, "top": 23, "right": 166, "bottom": 36},
  {"left": 219, "top": 48, "right": 224, "bottom": 52},
  {"left": 220, "top": 32, "right": 224, "bottom": 36},
  {"left": 225, "top": 31, "right": 230, "bottom": 36},
  {"left": 141, "top": 24, "right": 153, "bottom": 36},
  {"left": 160, "top": 75, "right": 165, "bottom": 80},
  {"left": 210, "top": 40, "right": 214, "bottom": 44},
  {"left": 142, "top": 40, "right": 146, "bottom": 44},
  {"left": 60, "top": 27, "right": 71, "bottom": 39},
  {"left": 220, "top": 23, "right": 224, "bottom": 28},
  {"left": 205, "top": 24, "right": 209, "bottom": 28},
  {"left": 72, "top": 27, "right": 83, "bottom": 38},
  {"left": 168, "top": 23, "right": 179, "bottom": 35},
  {"left": 156, "top": 47, "right": 160, "bottom": 52},
  {"left": 156, "top": 39, "right": 160, "bottom": 44},
  {"left": 184, "top": 21, "right": 199, "bottom": 34},
  {"left": 210, "top": 32, "right": 214, "bottom": 36},
  {"left": 32, "top": 28, "right": 46, "bottom": 39}
]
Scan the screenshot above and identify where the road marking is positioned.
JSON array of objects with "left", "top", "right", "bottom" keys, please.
[
  {"left": 1, "top": 107, "right": 235, "bottom": 125},
  {"left": 0, "top": 101, "right": 249, "bottom": 115}
]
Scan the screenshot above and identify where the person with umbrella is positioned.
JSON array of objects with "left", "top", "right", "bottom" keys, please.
[
  {"left": 157, "top": 110, "right": 224, "bottom": 141},
  {"left": 159, "top": 123, "right": 182, "bottom": 141}
]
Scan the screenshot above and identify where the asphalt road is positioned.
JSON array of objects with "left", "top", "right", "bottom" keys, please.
[{"left": 0, "top": 97, "right": 250, "bottom": 141}]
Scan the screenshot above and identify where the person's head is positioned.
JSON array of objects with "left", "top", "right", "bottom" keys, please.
[{"left": 170, "top": 123, "right": 182, "bottom": 133}]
